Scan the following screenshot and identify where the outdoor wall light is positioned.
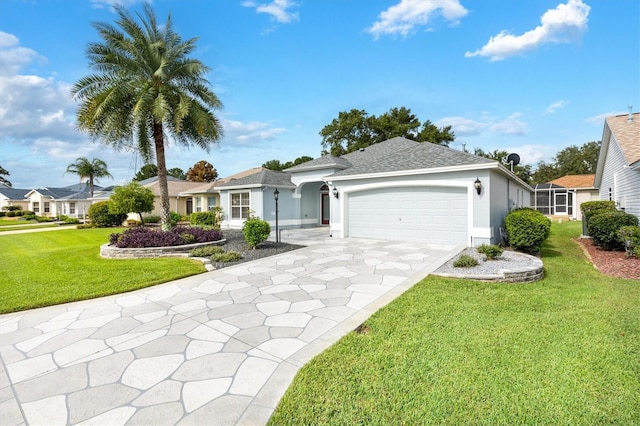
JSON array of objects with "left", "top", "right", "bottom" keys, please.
[
  {"left": 474, "top": 178, "right": 482, "bottom": 195},
  {"left": 332, "top": 187, "right": 339, "bottom": 199}
]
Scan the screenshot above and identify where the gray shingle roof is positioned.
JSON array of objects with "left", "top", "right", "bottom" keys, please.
[
  {"left": 0, "top": 187, "right": 29, "bottom": 200},
  {"left": 284, "top": 155, "right": 351, "bottom": 172},
  {"left": 329, "top": 137, "right": 494, "bottom": 177},
  {"left": 216, "top": 168, "right": 296, "bottom": 189}
]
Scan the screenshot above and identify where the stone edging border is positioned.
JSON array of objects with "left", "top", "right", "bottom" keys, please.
[
  {"left": 432, "top": 252, "right": 544, "bottom": 283},
  {"left": 100, "top": 239, "right": 226, "bottom": 260}
]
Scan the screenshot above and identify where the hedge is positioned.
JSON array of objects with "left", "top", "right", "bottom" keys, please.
[{"left": 504, "top": 208, "right": 551, "bottom": 254}]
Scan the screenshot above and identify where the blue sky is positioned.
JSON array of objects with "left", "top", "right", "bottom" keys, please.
[{"left": 0, "top": 0, "right": 638, "bottom": 189}]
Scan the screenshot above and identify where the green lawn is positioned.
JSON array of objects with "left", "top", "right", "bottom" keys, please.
[
  {"left": 0, "top": 228, "right": 205, "bottom": 313},
  {"left": 0, "top": 218, "right": 60, "bottom": 231},
  {"left": 269, "top": 222, "right": 640, "bottom": 425}
]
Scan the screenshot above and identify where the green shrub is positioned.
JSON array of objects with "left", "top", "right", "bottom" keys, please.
[
  {"left": 477, "top": 244, "right": 503, "bottom": 260},
  {"left": 505, "top": 208, "right": 551, "bottom": 254},
  {"left": 6, "top": 211, "right": 15, "bottom": 217},
  {"left": 169, "top": 211, "right": 182, "bottom": 226},
  {"left": 2, "top": 205, "right": 21, "bottom": 211},
  {"left": 580, "top": 200, "right": 616, "bottom": 217},
  {"left": 190, "top": 245, "right": 225, "bottom": 257},
  {"left": 63, "top": 217, "right": 81, "bottom": 224},
  {"left": 211, "top": 251, "right": 242, "bottom": 263},
  {"left": 618, "top": 225, "right": 640, "bottom": 257},
  {"left": 588, "top": 211, "right": 639, "bottom": 250},
  {"left": 190, "top": 208, "right": 223, "bottom": 227},
  {"left": 453, "top": 254, "right": 479, "bottom": 268},
  {"left": 35, "top": 216, "right": 53, "bottom": 222},
  {"left": 88, "top": 201, "right": 128, "bottom": 227},
  {"left": 143, "top": 215, "right": 161, "bottom": 224},
  {"left": 23, "top": 214, "right": 36, "bottom": 220},
  {"left": 243, "top": 216, "right": 272, "bottom": 249}
]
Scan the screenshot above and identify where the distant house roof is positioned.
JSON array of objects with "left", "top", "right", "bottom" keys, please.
[
  {"left": 216, "top": 168, "right": 296, "bottom": 189},
  {"left": 533, "top": 183, "right": 567, "bottom": 190},
  {"left": 606, "top": 112, "right": 640, "bottom": 166},
  {"left": 0, "top": 187, "right": 30, "bottom": 200},
  {"left": 139, "top": 176, "right": 204, "bottom": 197},
  {"left": 548, "top": 174, "right": 595, "bottom": 189},
  {"left": 27, "top": 187, "right": 87, "bottom": 199}
]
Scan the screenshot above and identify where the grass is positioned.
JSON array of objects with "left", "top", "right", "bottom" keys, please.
[
  {"left": 0, "top": 228, "right": 205, "bottom": 313},
  {"left": 0, "top": 218, "right": 60, "bottom": 231},
  {"left": 269, "top": 222, "right": 640, "bottom": 425}
]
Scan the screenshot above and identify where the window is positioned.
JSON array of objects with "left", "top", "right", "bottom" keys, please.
[
  {"left": 70, "top": 203, "right": 76, "bottom": 214},
  {"left": 44, "top": 202, "right": 50, "bottom": 213},
  {"left": 195, "top": 197, "right": 202, "bottom": 212},
  {"left": 33, "top": 202, "right": 39, "bottom": 213},
  {"left": 207, "top": 197, "right": 216, "bottom": 210},
  {"left": 231, "top": 192, "right": 250, "bottom": 220}
]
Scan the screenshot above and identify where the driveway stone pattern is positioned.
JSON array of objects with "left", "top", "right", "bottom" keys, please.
[{"left": 0, "top": 230, "right": 461, "bottom": 425}]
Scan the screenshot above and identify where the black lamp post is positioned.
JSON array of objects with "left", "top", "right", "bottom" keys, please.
[{"left": 273, "top": 188, "right": 279, "bottom": 243}]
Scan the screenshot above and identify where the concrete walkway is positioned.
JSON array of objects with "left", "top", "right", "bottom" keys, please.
[{"left": 0, "top": 229, "right": 462, "bottom": 425}]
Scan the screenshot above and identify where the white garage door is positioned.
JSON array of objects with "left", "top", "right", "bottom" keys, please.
[{"left": 347, "top": 186, "right": 468, "bottom": 244}]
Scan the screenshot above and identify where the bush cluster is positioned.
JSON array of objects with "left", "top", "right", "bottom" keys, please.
[
  {"left": 504, "top": 208, "right": 551, "bottom": 254},
  {"left": 0, "top": 209, "right": 35, "bottom": 218},
  {"left": 243, "top": 216, "right": 271, "bottom": 248},
  {"left": 477, "top": 244, "right": 503, "bottom": 260},
  {"left": 190, "top": 207, "right": 224, "bottom": 227},
  {"left": 109, "top": 225, "right": 223, "bottom": 248},
  {"left": 453, "top": 254, "right": 479, "bottom": 268},
  {"left": 190, "top": 246, "right": 225, "bottom": 257},
  {"left": 89, "top": 201, "right": 127, "bottom": 227},
  {"left": 587, "top": 211, "right": 638, "bottom": 251},
  {"left": 211, "top": 251, "right": 242, "bottom": 263}
]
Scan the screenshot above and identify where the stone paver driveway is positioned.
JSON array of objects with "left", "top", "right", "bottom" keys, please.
[{"left": 0, "top": 229, "right": 461, "bottom": 425}]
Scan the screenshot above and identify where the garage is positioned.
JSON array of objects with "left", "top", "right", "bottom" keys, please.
[{"left": 347, "top": 186, "right": 468, "bottom": 244}]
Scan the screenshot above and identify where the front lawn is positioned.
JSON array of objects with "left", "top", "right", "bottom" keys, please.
[
  {"left": 0, "top": 228, "right": 205, "bottom": 313},
  {"left": 269, "top": 222, "right": 640, "bottom": 425}
]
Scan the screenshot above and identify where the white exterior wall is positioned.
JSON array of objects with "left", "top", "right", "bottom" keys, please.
[
  {"left": 599, "top": 135, "right": 640, "bottom": 219},
  {"left": 328, "top": 169, "right": 497, "bottom": 246}
]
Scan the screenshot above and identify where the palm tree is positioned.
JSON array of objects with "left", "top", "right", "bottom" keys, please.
[
  {"left": 72, "top": 4, "right": 223, "bottom": 229},
  {"left": 65, "top": 157, "right": 113, "bottom": 197}
]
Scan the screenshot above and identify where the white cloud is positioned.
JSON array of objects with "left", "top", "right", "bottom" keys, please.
[
  {"left": 544, "top": 100, "right": 569, "bottom": 115},
  {"left": 0, "top": 31, "right": 45, "bottom": 76},
  {"left": 222, "top": 118, "right": 287, "bottom": 144},
  {"left": 503, "top": 144, "right": 555, "bottom": 165},
  {"left": 436, "top": 116, "right": 488, "bottom": 136},
  {"left": 490, "top": 113, "right": 529, "bottom": 135},
  {"left": 242, "top": 0, "right": 299, "bottom": 24},
  {"left": 465, "top": 0, "right": 590, "bottom": 61},
  {"left": 368, "top": 0, "right": 468, "bottom": 39}
]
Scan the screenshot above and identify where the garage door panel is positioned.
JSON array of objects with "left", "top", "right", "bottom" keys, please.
[{"left": 348, "top": 186, "right": 468, "bottom": 244}]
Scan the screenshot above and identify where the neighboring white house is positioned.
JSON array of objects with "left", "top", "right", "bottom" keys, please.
[
  {"left": 594, "top": 111, "right": 640, "bottom": 219},
  {"left": 214, "top": 137, "right": 532, "bottom": 247},
  {"left": 24, "top": 185, "right": 96, "bottom": 220},
  {"left": 0, "top": 184, "right": 30, "bottom": 211},
  {"left": 532, "top": 174, "right": 598, "bottom": 221}
]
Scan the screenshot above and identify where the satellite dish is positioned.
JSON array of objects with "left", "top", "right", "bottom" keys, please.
[{"left": 507, "top": 153, "right": 520, "bottom": 167}]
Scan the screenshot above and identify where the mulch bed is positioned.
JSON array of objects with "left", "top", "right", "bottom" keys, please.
[{"left": 574, "top": 238, "right": 640, "bottom": 280}]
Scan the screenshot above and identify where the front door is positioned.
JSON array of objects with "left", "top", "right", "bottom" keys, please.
[
  {"left": 321, "top": 193, "right": 330, "bottom": 225},
  {"left": 555, "top": 193, "right": 567, "bottom": 214},
  {"left": 186, "top": 198, "right": 193, "bottom": 215}
]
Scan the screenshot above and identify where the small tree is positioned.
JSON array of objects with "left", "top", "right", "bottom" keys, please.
[
  {"left": 109, "top": 182, "right": 155, "bottom": 225},
  {"left": 186, "top": 160, "right": 218, "bottom": 182}
]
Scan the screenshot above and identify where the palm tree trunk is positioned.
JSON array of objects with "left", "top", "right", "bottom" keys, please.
[{"left": 154, "top": 122, "right": 171, "bottom": 230}]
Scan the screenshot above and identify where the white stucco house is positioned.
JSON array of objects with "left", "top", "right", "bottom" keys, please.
[
  {"left": 215, "top": 137, "right": 532, "bottom": 247},
  {"left": 594, "top": 111, "right": 640, "bottom": 219}
]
